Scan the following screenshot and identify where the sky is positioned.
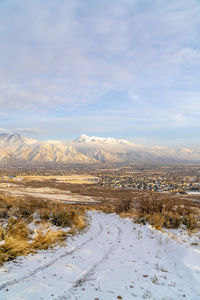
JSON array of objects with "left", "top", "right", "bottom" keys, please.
[{"left": 0, "top": 0, "right": 200, "bottom": 146}]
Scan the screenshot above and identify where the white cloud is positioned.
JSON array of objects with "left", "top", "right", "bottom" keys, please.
[
  {"left": 0, "top": 113, "right": 8, "bottom": 118},
  {"left": 0, "top": 0, "right": 199, "bottom": 112}
]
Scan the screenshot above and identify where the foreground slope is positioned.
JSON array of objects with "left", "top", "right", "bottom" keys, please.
[{"left": 0, "top": 212, "right": 199, "bottom": 300}]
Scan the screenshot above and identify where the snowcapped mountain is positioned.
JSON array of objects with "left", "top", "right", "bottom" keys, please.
[
  {"left": 74, "top": 134, "right": 142, "bottom": 147},
  {"left": 0, "top": 133, "right": 94, "bottom": 163},
  {"left": 0, "top": 133, "right": 199, "bottom": 164},
  {"left": 0, "top": 133, "right": 37, "bottom": 145}
]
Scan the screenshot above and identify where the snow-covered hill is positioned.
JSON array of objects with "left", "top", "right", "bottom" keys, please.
[{"left": 0, "top": 211, "right": 199, "bottom": 299}]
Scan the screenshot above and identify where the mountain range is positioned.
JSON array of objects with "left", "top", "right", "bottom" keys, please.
[{"left": 0, "top": 133, "right": 199, "bottom": 164}]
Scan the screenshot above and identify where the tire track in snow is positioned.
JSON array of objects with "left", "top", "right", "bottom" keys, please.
[
  {"left": 55, "top": 223, "right": 122, "bottom": 300},
  {"left": 0, "top": 216, "right": 103, "bottom": 291}
]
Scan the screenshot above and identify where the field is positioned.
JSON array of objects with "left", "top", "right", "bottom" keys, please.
[{"left": 20, "top": 174, "right": 98, "bottom": 184}]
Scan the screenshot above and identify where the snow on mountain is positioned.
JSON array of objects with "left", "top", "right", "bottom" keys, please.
[
  {"left": 74, "top": 134, "right": 142, "bottom": 147},
  {"left": 0, "top": 133, "right": 200, "bottom": 163},
  {"left": 0, "top": 133, "right": 37, "bottom": 145},
  {"left": 150, "top": 146, "right": 200, "bottom": 161},
  {"left": 0, "top": 133, "right": 96, "bottom": 163}
]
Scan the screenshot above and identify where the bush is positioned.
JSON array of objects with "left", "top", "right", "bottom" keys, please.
[
  {"left": 32, "top": 229, "right": 67, "bottom": 250},
  {"left": 138, "top": 197, "right": 164, "bottom": 215},
  {"left": 0, "top": 208, "right": 9, "bottom": 218},
  {"left": 51, "top": 208, "right": 87, "bottom": 230},
  {"left": 115, "top": 198, "right": 132, "bottom": 213},
  {"left": 39, "top": 208, "right": 51, "bottom": 220},
  {"left": 6, "top": 218, "right": 29, "bottom": 240},
  {"left": 149, "top": 214, "right": 165, "bottom": 229},
  {"left": 136, "top": 195, "right": 198, "bottom": 230},
  {"left": 51, "top": 210, "right": 74, "bottom": 227},
  {"left": 164, "top": 212, "right": 181, "bottom": 229},
  {"left": 0, "top": 227, "right": 5, "bottom": 240},
  {"left": 0, "top": 237, "right": 30, "bottom": 264},
  {"left": 182, "top": 214, "right": 198, "bottom": 230}
]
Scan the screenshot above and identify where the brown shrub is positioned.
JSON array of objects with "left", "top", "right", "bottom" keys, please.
[
  {"left": 0, "top": 236, "right": 31, "bottom": 265},
  {"left": 39, "top": 207, "right": 51, "bottom": 220},
  {"left": 32, "top": 229, "right": 67, "bottom": 250},
  {"left": 138, "top": 197, "right": 164, "bottom": 215},
  {"left": 149, "top": 214, "right": 165, "bottom": 229},
  {"left": 182, "top": 214, "right": 198, "bottom": 230},
  {"left": 6, "top": 218, "right": 29, "bottom": 240},
  {"left": 135, "top": 194, "right": 199, "bottom": 230},
  {"left": 0, "top": 226, "right": 6, "bottom": 240},
  {"left": 163, "top": 212, "right": 181, "bottom": 229},
  {"left": 73, "top": 215, "right": 87, "bottom": 231},
  {"left": 0, "top": 208, "right": 9, "bottom": 218},
  {"left": 51, "top": 210, "right": 74, "bottom": 227},
  {"left": 115, "top": 198, "right": 133, "bottom": 213}
]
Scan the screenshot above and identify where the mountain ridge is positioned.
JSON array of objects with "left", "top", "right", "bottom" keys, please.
[{"left": 0, "top": 133, "right": 199, "bottom": 164}]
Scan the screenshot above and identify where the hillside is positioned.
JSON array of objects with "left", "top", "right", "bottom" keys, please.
[{"left": 0, "top": 211, "right": 199, "bottom": 299}]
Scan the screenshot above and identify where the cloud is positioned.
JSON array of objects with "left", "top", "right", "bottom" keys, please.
[
  {"left": 0, "top": 127, "right": 45, "bottom": 135},
  {"left": 0, "top": 128, "right": 11, "bottom": 133},
  {"left": 15, "top": 128, "right": 46, "bottom": 135},
  {"left": 0, "top": 113, "right": 8, "bottom": 118}
]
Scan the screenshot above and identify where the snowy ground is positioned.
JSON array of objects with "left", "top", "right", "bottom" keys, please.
[
  {"left": 0, "top": 183, "right": 98, "bottom": 203},
  {"left": 0, "top": 211, "right": 200, "bottom": 300}
]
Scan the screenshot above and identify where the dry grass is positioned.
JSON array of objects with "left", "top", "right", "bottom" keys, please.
[
  {"left": 0, "top": 226, "right": 5, "bottom": 240},
  {"left": 22, "top": 174, "right": 97, "bottom": 184},
  {"left": 0, "top": 195, "right": 87, "bottom": 265},
  {"left": 0, "top": 237, "right": 30, "bottom": 264},
  {"left": 149, "top": 214, "right": 165, "bottom": 230},
  {"left": 0, "top": 224, "right": 68, "bottom": 265},
  {"left": 32, "top": 229, "right": 67, "bottom": 250},
  {"left": 134, "top": 194, "right": 199, "bottom": 230},
  {"left": 6, "top": 218, "right": 29, "bottom": 240},
  {"left": 110, "top": 192, "right": 199, "bottom": 230}
]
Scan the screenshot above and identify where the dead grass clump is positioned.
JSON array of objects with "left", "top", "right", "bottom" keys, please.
[
  {"left": 0, "top": 226, "right": 68, "bottom": 265},
  {"left": 73, "top": 215, "right": 87, "bottom": 231},
  {"left": 6, "top": 218, "right": 29, "bottom": 240},
  {"left": 163, "top": 212, "right": 181, "bottom": 229},
  {"left": 0, "top": 237, "right": 30, "bottom": 264},
  {"left": 149, "top": 214, "right": 165, "bottom": 229},
  {"left": 32, "top": 229, "right": 67, "bottom": 250},
  {"left": 182, "top": 214, "right": 198, "bottom": 230},
  {"left": 51, "top": 210, "right": 74, "bottom": 227},
  {"left": 51, "top": 207, "right": 87, "bottom": 231},
  {"left": 39, "top": 208, "right": 51, "bottom": 220},
  {"left": 0, "top": 194, "right": 88, "bottom": 265},
  {"left": 115, "top": 198, "right": 133, "bottom": 214},
  {"left": 0, "top": 208, "right": 9, "bottom": 218},
  {"left": 16, "top": 204, "right": 33, "bottom": 218},
  {"left": 138, "top": 197, "right": 165, "bottom": 215},
  {"left": 0, "top": 226, "right": 6, "bottom": 240}
]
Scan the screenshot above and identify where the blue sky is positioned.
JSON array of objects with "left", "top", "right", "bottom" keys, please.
[{"left": 0, "top": 0, "right": 200, "bottom": 146}]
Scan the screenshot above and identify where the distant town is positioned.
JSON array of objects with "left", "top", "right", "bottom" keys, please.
[{"left": 98, "top": 168, "right": 200, "bottom": 194}]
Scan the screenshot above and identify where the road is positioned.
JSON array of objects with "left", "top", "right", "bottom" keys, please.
[{"left": 0, "top": 212, "right": 200, "bottom": 300}]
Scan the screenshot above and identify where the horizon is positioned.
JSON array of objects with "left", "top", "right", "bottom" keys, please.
[{"left": 0, "top": 0, "right": 200, "bottom": 146}]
